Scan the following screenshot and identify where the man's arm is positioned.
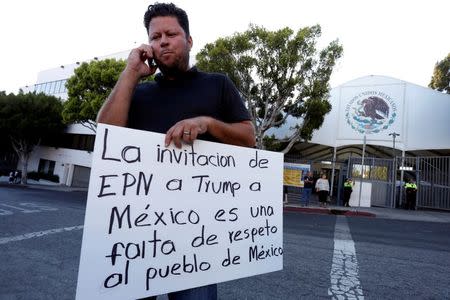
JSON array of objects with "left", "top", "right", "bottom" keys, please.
[
  {"left": 165, "top": 116, "right": 255, "bottom": 148},
  {"left": 96, "top": 45, "right": 157, "bottom": 126}
]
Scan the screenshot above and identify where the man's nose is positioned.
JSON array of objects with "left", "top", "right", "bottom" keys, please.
[{"left": 160, "top": 34, "right": 169, "bottom": 46}]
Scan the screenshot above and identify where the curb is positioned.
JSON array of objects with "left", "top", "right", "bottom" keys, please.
[
  {"left": 283, "top": 206, "right": 376, "bottom": 218},
  {"left": 0, "top": 182, "right": 88, "bottom": 193}
]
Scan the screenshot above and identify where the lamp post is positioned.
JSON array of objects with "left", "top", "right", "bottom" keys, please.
[
  {"left": 357, "top": 135, "right": 367, "bottom": 210},
  {"left": 389, "top": 132, "right": 400, "bottom": 207},
  {"left": 388, "top": 132, "right": 400, "bottom": 157}
]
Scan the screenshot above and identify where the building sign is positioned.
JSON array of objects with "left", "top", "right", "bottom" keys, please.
[
  {"left": 399, "top": 166, "right": 413, "bottom": 171},
  {"left": 76, "top": 124, "right": 283, "bottom": 300},
  {"left": 345, "top": 90, "right": 397, "bottom": 134}
]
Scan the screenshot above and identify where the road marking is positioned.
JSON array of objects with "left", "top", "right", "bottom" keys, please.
[
  {"left": 0, "top": 208, "right": 13, "bottom": 216},
  {"left": 0, "top": 202, "right": 58, "bottom": 216},
  {"left": 328, "top": 216, "right": 364, "bottom": 300},
  {"left": 0, "top": 225, "right": 84, "bottom": 245},
  {"left": 1, "top": 203, "right": 41, "bottom": 213}
]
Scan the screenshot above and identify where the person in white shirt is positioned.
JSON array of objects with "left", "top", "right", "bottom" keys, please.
[{"left": 315, "top": 174, "right": 330, "bottom": 207}]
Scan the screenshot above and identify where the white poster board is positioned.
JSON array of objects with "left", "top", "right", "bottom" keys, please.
[
  {"left": 349, "top": 182, "right": 372, "bottom": 207},
  {"left": 76, "top": 124, "right": 284, "bottom": 300}
]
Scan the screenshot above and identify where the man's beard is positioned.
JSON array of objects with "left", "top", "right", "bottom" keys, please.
[{"left": 157, "top": 52, "right": 190, "bottom": 78}]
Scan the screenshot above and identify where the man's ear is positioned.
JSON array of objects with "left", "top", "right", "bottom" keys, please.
[{"left": 187, "top": 35, "right": 193, "bottom": 50}]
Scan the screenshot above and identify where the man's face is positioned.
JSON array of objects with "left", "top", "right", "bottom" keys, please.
[{"left": 148, "top": 16, "right": 192, "bottom": 74}]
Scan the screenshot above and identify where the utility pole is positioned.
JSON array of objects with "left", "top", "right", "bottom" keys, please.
[{"left": 389, "top": 132, "right": 400, "bottom": 207}]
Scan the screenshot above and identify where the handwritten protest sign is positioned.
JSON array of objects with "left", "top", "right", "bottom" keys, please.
[{"left": 76, "top": 124, "right": 283, "bottom": 300}]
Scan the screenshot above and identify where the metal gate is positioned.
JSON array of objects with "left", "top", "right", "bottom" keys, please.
[
  {"left": 347, "top": 156, "right": 450, "bottom": 210},
  {"left": 284, "top": 155, "right": 449, "bottom": 210},
  {"left": 71, "top": 165, "right": 91, "bottom": 188},
  {"left": 347, "top": 157, "right": 395, "bottom": 208},
  {"left": 397, "top": 156, "right": 450, "bottom": 210}
]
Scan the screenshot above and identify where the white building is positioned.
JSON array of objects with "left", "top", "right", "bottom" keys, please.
[
  {"left": 276, "top": 75, "right": 450, "bottom": 209},
  {"left": 271, "top": 75, "right": 450, "bottom": 160},
  {"left": 311, "top": 75, "right": 450, "bottom": 154},
  {"left": 20, "top": 51, "right": 129, "bottom": 187}
]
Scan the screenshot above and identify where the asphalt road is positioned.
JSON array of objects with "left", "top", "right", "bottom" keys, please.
[{"left": 1, "top": 186, "right": 449, "bottom": 299}]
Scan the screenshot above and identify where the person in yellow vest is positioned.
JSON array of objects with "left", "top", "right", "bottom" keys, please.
[
  {"left": 404, "top": 179, "right": 418, "bottom": 210},
  {"left": 343, "top": 178, "right": 354, "bottom": 207}
]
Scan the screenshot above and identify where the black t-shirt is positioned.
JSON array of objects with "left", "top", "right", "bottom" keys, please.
[
  {"left": 128, "top": 67, "right": 251, "bottom": 143},
  {"left": 303, "top": 176, "right": 314, "bottom": 188}
]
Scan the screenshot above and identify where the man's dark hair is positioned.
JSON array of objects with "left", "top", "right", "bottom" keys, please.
[{"left": 143, "top": 3, "right": 190, "bottom": 37}]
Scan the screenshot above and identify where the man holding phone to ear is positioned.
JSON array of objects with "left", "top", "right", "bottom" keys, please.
[
  {"left": 97, "top": 2, "right": 255, "bottom": 150},
  {"left": 97, "top": 2, "right": 255, "bottom": 300}
]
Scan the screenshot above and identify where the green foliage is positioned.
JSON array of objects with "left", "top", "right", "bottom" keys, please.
[
  {"left": 429, "top": 53, "right": 450, "bottom": 94},
  {"left": 0, "top": 92, "right": 65, "bottom": 183},
  {"left": 0, "top": 91, "right": 64, "bottom": 144},
  {"left": 262, "top": 134, "right": 286, "bottom": 152},
  {"left": 62, "top": 58, "right": 127, "bottom": 132},
  {"left": 196, "top": 24, "right": 343, "bottom": 152}
]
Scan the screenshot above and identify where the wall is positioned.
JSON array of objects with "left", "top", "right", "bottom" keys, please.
[{"left": 27, "top": 146, "right": 93, "bottom": 185}]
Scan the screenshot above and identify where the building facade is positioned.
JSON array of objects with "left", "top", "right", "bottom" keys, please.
[{"left": 19, "top": 51, "right": 129, "bottom": 187}]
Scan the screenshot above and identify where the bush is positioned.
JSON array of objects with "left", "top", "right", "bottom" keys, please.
[
  {"left": 27, "top": 171, "right": 40, "bottom": 181},
  {"left": 27, "top": 171, "right": 59, "bottom": 183}
]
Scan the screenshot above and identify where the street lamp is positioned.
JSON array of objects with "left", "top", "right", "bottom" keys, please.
[
  {"left": 388, "top": 132, "right": 400, "bottom": 157},
  {"left": 389, "top": 132, "right": 400, "bottom": 208}
]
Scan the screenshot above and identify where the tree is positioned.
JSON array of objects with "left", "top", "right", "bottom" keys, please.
[
  {"left": 62, "top": 58, "right": 127, "bottom": 132},
  {"left": 0, "top": 92, "right": 65, "bottom": 184},
  {"left": 196, "top": 24, "right": 343, "bottom": 152},
  {"left": 429, "top": 53, "right": 450, "bottom": 94}
]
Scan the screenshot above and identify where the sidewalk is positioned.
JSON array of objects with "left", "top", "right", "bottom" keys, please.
[
  {"left": 0, "top": 176, "right": 88, "bottom": 192},
  {"left": 284, "top": 201, "right": 450, "bottom": 223}
]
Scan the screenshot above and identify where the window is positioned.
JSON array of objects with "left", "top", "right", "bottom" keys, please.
[
  {"left": 47, "top": 82, "right": 54, "bottom": 94},
  {"left": 38, "top": 159, "right": 56, "bottom": 174},
  {"left": 352, "top": 164, "right": 388, "bottom": 181},
  {"left": 33, "top": 80, "right": 70, "bottom": 95},
  {"left": 60, "top": 80, "right": 68, "bottom": 93},
  {"left": 55, "top": 80, "right": 62, "bottom": 94},
  {"left": 41, "top": 133, "right": 95, "bottom": 152},
  {"left": 48, "top": 81, "right": 55, "bottom": 94},
  {"left": 35, "top": 84, "right": 43, "bottom": 93}
]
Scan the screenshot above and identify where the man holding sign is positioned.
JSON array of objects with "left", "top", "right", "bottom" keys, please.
[{"left": 96, "top": 3, "right": 255, "bottom": 299}]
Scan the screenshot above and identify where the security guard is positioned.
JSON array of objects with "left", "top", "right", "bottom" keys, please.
[
  {"left": 343, "top": 178, "right": 353, "bottom": 207},
  {"left": 404, "top": 179, "right": 418, "bottom": 210}
]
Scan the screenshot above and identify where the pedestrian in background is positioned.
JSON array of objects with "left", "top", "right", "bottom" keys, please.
[
  {"left": 302, "top": 171, "right": 314, "bottom": 206},
  {"left": 315, "top": 174, "right": 330, "bottom": 207},
  {"left": 8, "top": 171, "right": 14, "bottom": 184},
  {"left": 14, "top": 170, "right": 20, "bottom": 184},
  {"left": 343, "top": 178, "right": 353, "bottom": 207}
]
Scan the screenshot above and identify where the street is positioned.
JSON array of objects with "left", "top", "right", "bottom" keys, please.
[{"left": 1, "top": 186, "right": 449, "bottom": 299}]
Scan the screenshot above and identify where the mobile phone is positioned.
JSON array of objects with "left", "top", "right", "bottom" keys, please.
[{"left": 148, "top": 58, "right": 157, "bottom": 68}]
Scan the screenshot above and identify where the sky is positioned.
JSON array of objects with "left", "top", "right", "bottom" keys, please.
[{"left": 1, "top": 0, "right": 449, "bottom": 93}]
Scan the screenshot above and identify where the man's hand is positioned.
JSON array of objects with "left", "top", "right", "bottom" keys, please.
[
  {"left": 125, "top": 44, "right": 158, "bottom": 80},
  {"left": 165, "top": 117, "right": 255, "bottom": 149},
  {"left": 96, "top": 45, "right": 159, "bottom": 126},
  {"left": 165, "top": 117, "right": 210, "bottom": 148}
]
